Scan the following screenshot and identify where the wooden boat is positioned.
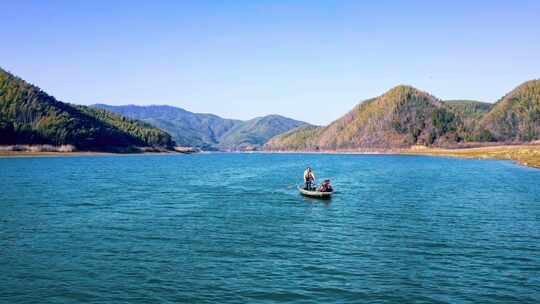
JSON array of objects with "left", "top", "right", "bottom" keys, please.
[{"left": 298, "top": 186, "right": 333, "bottom": 199}]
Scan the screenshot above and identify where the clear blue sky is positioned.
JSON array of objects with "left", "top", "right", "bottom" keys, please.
[{"left": 2, "top": 0, "right": 539, "bottom": 125}]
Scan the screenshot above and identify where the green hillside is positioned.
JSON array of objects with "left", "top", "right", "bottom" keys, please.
[
  {"left": 93, "top": 104, "right": 240, "bottom": 150},
  {"left": 480, "top": 80, "right": 540, "bottom": 141},
  {"left": 0, "top": 68, "right": 174, "bottom": 150}
]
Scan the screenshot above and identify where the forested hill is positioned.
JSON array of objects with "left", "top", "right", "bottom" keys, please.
[
  {"left": 266, "top": 80, "right": 540, "bottom": 151},
  {"left": 267, "top": 85, "right": 462, "bottom": 150},
  {"left": 0, "top": 68, "right": 174, "bottom": 150},
  {"left": 480, "top": 80, "right": 540, "bottom": 141},
  {"left": 94, "top": 104, "right": 310, "bottom": 150},
  {"left": 93, "top": 104, "right": 241, "bottom": 149}
]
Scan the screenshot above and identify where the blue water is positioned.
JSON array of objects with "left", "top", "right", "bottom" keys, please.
[{"left": 1, "top": 153, "right": 540, "bottom": 303}]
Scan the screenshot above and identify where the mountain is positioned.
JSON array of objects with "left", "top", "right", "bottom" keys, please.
[
  {"left": 217, "top": 115, "right": 310, "bottom": 150},
  {"left": 266, "top": 85, "right": 462, "bottom": 150},
  {"left": 443, "top": 100, "right": 493, "bottom": 140},
  {"left": 0, "top": 68, "right": 174, "bottom": 150},
  {"left": 480, "top": 80, "right": 540, "bottom": 141},
  {"left": 93, "top": 104, "right": 240, "bottom": 149},
  {"left": 94, "top": 104, "right": 310, "bottom": 150}
]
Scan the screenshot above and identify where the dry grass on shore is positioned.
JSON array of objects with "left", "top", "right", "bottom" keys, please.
[
  {"left": 0, "top": 144, "right": 77, "bottom": 153},
  {"left": 0, "top": 145, "right": 196, "bottom": 156},
  {"left": 404, "top": 144, "right": 540, "bottom": 169}
]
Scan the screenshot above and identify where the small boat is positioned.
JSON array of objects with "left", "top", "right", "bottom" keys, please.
[{"left": 298, "top": 186, "right": 333, "bottom": 199}]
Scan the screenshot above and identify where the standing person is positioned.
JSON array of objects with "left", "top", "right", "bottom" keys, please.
[{"left": 303, "top": 167, "right": 316, "bottom": 190}]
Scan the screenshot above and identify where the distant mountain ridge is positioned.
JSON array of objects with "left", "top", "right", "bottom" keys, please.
[
  {"left": 217, "top": 114, "right": 310, "bottom": 150},
  {"left": 0, "top": 68, "right": 174, "bottom": 151},
  {"left": 93, "top": 104, "right": 241, "bottom": 149},
  {"left": 94, "top": 104, "right": 310, "bottom": 150},
  {"left": 266, "top": 80, "right": 540, "bottom": 151}
]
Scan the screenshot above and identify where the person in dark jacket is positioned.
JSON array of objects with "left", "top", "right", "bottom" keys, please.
[{"left": 319, "top": 179, "right": 333, "bottom": 192}]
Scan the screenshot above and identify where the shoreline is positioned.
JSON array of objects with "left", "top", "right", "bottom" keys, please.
[
  {"left": 2, "top": 144, "right": 539, "bottom": 170},
  {"left": 400, "top": 145, "right": 540, "bottom": 169},
  {"left": 260, "top": 144, "right": 540, "bottom": 169},
  {"left": 0, "top": 146, "right": 200, "bottom": 158},
  {"left": 0, "top": 145, "right": 198, "bottom": 157},
  {"left": 0, "top": 151, "right": 186, "bottom": 158}
]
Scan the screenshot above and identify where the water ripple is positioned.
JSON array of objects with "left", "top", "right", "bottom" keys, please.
[{"left": 1, "top": 153, "right": 539, "bottom": 303}]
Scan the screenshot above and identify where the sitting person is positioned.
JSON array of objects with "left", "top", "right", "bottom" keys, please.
[{"left": 319, "top": 179, "right": 333, "bottom": 192}]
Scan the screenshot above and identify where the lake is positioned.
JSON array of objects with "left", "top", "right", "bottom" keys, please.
[{"left": 1, "top": 153, "right": 539, "bottom": 303}]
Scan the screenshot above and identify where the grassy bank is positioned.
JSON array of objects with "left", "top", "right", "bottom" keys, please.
[
  {"left": 403, "top": 144, "right": 540, "bottom": 169},
  {"left": 0, "top": 145, "right": 198, "bottom": 157}
]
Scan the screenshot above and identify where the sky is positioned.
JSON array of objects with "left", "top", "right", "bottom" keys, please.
[{"left": 2, "top": 0, "right": 539, "bottom": 125}]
